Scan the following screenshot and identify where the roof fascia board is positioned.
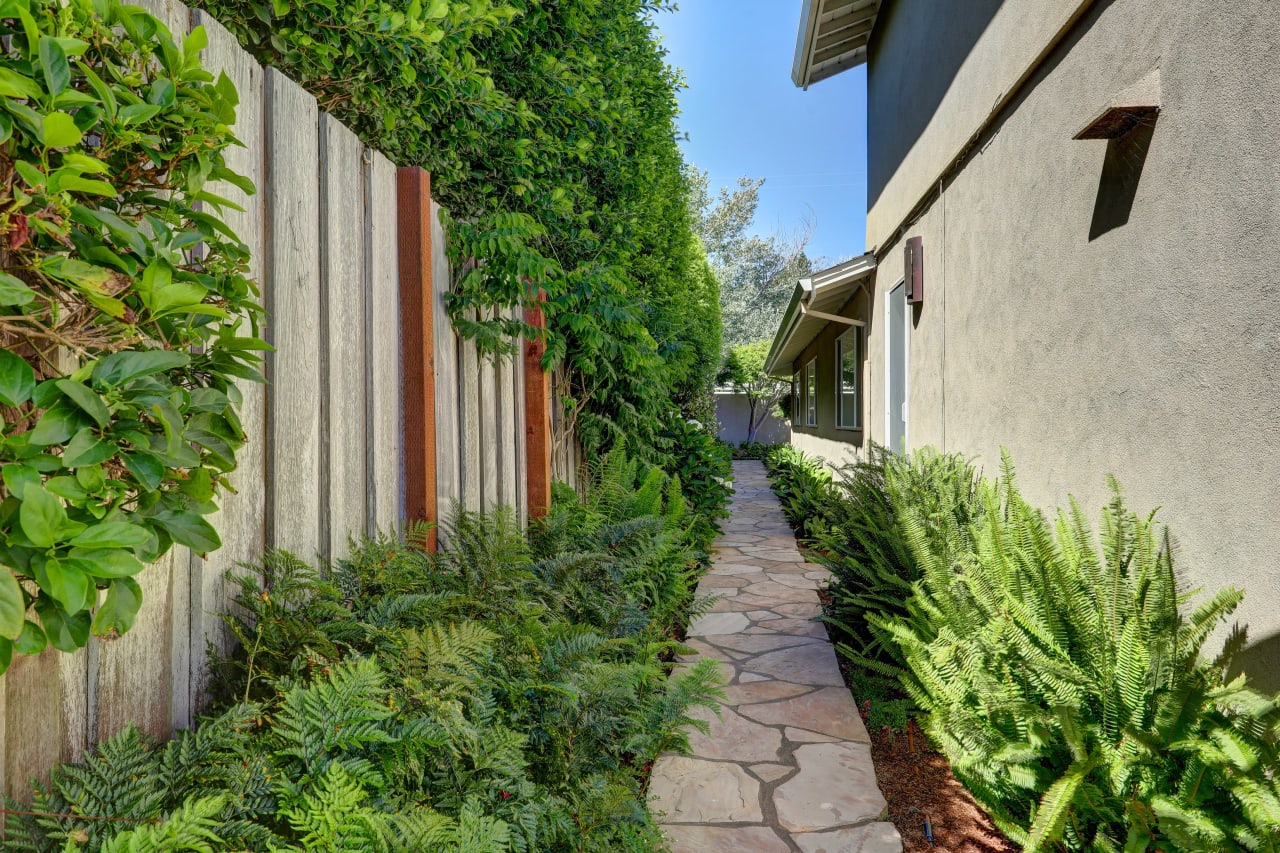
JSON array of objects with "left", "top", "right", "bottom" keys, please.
[{"left": 791, "top": 0, "right": 824, "bottom": 89}]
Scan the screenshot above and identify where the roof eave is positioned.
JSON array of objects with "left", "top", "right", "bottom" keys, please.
[
  {"left": 791, "top": 0, "right": 883, "bottom": 89},
  {"left": 763, "top": 254, "right": 876, "bottom": 378}
]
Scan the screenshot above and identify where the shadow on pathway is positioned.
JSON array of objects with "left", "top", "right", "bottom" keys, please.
[{"left": 649, "top": 461, "right": 902, "bottom": 853}]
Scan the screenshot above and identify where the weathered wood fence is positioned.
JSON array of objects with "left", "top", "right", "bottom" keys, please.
[{"left": 0, "top": 0, "right": 572, "bottom": 798}]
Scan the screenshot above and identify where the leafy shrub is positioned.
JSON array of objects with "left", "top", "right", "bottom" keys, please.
[
  {"left": 722, "top": 440, "right": 779, "bottom": 460},
  {"left": 658, "top": 416, "right": 731, "bottom": 549},
  {"left": 0, "top": 0, "right": 263, "bottom": 667},
  {"left": 531, "top": 446, "right": 709, "bottom": 636},
  {"left": 878, "top": 456, "right": 1280, "bottom": 852},
  {"left": 10, "top": 487, "right": 721, "bottom": 851},
  {"left": 196, "top": 0, "right": 723, "bottom": 453},
  {"left": 761, "top": 445, "right": 841, "bottom": 540}
]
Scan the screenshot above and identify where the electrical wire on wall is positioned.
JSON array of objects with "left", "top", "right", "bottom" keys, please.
[{"left": 939, "top": 177, "right": 946, "bottom": 452}]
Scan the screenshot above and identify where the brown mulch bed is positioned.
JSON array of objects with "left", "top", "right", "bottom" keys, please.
[{"left": 865, "top": 720, "right": 1015, "bottom": 853}]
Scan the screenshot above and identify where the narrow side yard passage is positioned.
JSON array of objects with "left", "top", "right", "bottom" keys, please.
[{"left": 650, "top": 461, "right": 902, "bottom": 853}]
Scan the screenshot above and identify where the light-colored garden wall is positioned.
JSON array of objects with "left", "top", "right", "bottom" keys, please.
[{"left": 715, "top": 393, "right": 791, "bottom": 445}]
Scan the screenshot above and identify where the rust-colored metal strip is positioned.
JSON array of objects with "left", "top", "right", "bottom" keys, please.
[
  {"left": 397, "top": 167, "right": 438, "bottom": 548},
  {"left": 523, "top": 292, "right": 553, "bottom": 518}
]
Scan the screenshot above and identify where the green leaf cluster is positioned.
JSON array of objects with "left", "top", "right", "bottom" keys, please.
[
  {"left": 0, "top": 0, "right": 263, "bottom": 666},
  {"left": 8, "top": 473, "right": 723, "bottom": 852},
  {"left": 717, "top": 339, "right": 790, "bottom": 443},
  {"left": 192, "top": 0, "right": 721, "bottom": 456}
]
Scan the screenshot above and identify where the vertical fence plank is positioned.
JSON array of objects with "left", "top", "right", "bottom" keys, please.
[
  {"left": 321, "top": 115, "right": 367, "bottom": 560},
  {"left": 96, "top": 557, "right": 174, "bottom": 742},
  {"left": 523, "top": 297, "right": 552, "bottom": 517},
  {"left": 480, "top": 352, "right": 499, "bottom": 511},
  {"left": 514, "top": 317, "right": 528, "bottom": 528},
  {"left": 431, "top": 201, "right": 461, "bottom": 533},
  {"left": 497, "top": 338, "right": 517, "bottom": 511},
  {"left": 264, "top": 69, "right": 322, "bottom": 559},
  {"left": 460, "top": 334, "right": 482, "bottom": 512},
  {"left": 367, "top": 154, "right": 401, "bottom": 535},
  {"left": 4, "top": 654, "right": 63, "bottom": 798},
  {"left": 396, "top": 168, "right": 438, "bottom": 549},
  {"left": 190, "top": 13, "right": 267, "bottom": 715}
]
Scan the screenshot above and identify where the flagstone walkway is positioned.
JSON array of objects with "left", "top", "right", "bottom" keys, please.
[{"left": 649, "top": 461, "right": 902, "bottom": 853}]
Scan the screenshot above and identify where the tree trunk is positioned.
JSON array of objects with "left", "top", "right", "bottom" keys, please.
[{"left": 746, "top": 399, "right": 758, "bottom": 443}]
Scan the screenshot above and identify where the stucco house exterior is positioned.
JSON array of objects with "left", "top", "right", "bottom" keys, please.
[{"left": 768, "top": 0, "right": 1280, "bottom": 687}]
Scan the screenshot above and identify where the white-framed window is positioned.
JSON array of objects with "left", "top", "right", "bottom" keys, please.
[
  {"left": 835, "top": 327, "right": 860, "bottom": 429},
  {"left": 804, "top": 358, "right": 817, "bottom": 426},
  {"left": 792, "top": 371, "right": 801, "bottom": 422}
]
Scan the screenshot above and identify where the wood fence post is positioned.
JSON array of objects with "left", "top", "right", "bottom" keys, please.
[
  {"left": 397, "top": 167, "right": 438, "bottom": 549},
  {"left": 524, "top": 293, "right": 553, "bottom": 518}
]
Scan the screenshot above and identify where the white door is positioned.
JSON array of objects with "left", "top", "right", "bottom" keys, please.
[{"left": 886, "top": 282, "right": 908, "bottom": 452}]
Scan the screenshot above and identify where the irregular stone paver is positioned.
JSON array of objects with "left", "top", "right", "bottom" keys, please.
[
  {"left": 740, "top": 688, "right": 872, "bottom": 742},
  {"left": 689, "top": 611, "right": 750, "bottom": 635},
  {"left": 722, "top": 679, "right": 814, "bottom": 705},
  {"left": 747, "top": 644, "right": 847, "bottom": 687},
  {"left": 774, "top": 744, "right": 888, "bottom": 832},
  {"left": 649, "top": 756, "right": 762, "bottom": 823},
  {"left": 651, "top": 462, "right": 900, "bottom": 852},
  {"left": 685, "top": 706, "right": 784, "bottom": 763},
  {"left": 794, "top": 823, "right": 904, "bottom": 853},
  {"left": 661, "top": 825, "right": 791, "bottom": 853}
]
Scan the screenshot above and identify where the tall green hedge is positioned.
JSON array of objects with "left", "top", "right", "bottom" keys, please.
[{"left": 196, "top": 0, "right": 722, "bottom": 454}]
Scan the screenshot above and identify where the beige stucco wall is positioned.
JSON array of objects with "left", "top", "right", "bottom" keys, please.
[
  {"left": 866, "top": 0, "right": 1083, "bottom": 251},
  {"left": 792, "top": 431, "right": 862, "bottom": 470},
  {"left": 861, "top": 0, "right": 1280, "bottom": 687}
]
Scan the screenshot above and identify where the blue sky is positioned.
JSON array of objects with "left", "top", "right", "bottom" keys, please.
[{"left": 652, "top": 1, "right": 870, "bottom": 265}]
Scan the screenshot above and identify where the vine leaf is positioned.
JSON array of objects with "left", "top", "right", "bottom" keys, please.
[
  {"left": 40, "top": 110, "right": 81, "bottom": 147},
  {"left": 19, "top": 483, "right": 67, "bottom": 548},
  {"left": 14, "top": 619, "right": 46, "bottom": 654},
  {"left": 0, "top": 350, "right": 35, "bottom": 407},
  {"left": 38, "top": 35, "right": 69, "bottom": 97},
  {"left": 0, "top": 569, "right": 25, "bottom": 640},
  {"left": 34, "top": 596, "right": 90, "bottom": 653},
  {"left": 0, "top": 271, "right": 37, "bottom": 306},
  {"left": 152, "top": 510, "right": 221, "bottom": 554},
  {"left": 39, "top": 556, "right": 91, "bottom": 613},
  {"left": 92, "top": 578, "right": 142, "bottom": 636},
  {"left": 56, "top": 379, "right": 110, "bottom": 427}
]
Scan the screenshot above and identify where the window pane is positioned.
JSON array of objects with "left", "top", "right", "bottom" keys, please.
[
  {"left": 805, "top": 360, "right": 816, "bottom": 425},
  {"left": 836, "top": 330, "right": 859, "bottom": 428}
]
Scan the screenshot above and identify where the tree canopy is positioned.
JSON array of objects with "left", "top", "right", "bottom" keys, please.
[
  {"left": 718, "top": 340, "right": 790, "bottom": 442},
  {"left": 690, "top": 171, "right": 813, "bottom": 351}
]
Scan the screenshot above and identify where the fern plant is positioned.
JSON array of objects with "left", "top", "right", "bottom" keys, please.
[
  {"left": 12, "top": 446, "right": 724, "bottom": 853},
  {"left": 818, "top": 445, "right": 982, "bottom": 678},
  {"left": 878, "top": 455, "right": 1280, "bottom": 851}
]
